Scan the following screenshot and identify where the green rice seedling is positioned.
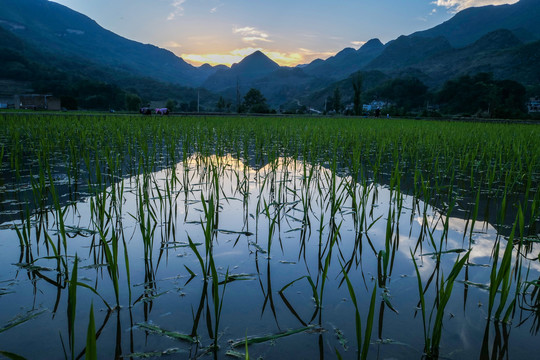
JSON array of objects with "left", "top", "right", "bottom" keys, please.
[
  {"left": 318, "top": 222, "right": 342, "bottom": 322},
  {"left": 0, "top": 350, "right": 27, "bottom": 360},
  {"left": 121, "top": 227, "right": 132, "bottom": 305},
  {"left": 430, "top": 252, "right": 470, "bottom": 355},
  {"left": 85, "top": 303, "right": 97, "bottom": 360},
  {"left": 136, "top": 322, "right": 198, "bottom": 343},
  {"left": 135, "top": 181, "right": 158, "bottom": 262},
  {"left": 245, "top": 332, "right": 249, "bottom": 360},
  {"left": 46, "top": 165, "right": 70, "bottom": 258},
  {"left": 377, "top": 207, "right": 394, "bottom": 288},
  {"left": 411, "top": 249, "right": 470, "bottom": 358},
  {"left": 258, "top": 260, "right": 279, "bottom": 323},
  {"left": 188, "top": 236, "right": 207, "bottom": 279},
  {"left": 190, "top": 193, "right": 229, "bottom": 347},
  {"left": 0, "top": 308, "right": 47, "bottom": 334},
  {"left": 200, "top": 193, "right": 216, "bottom": 256},
  {"left": 13, "top": 213, "right": 31, "bottom": 252},
  {"left": 262, "top": 199, "right": 279, "bottom": 256},
  {"left": 279, "top": 274, "right": 319, "bottom": 323},
  {"left": 340, "top": 264, "right": 377, "bottom": 360},
  {"left": 488, "top": 218, "right": 518, "bottom": 322},
  {"left": 469, "top": 184, "right": 481, "bottom": 241},
  {"left": 1, "top": 113, "right": 539, "bottom": 358},
  {"left": 209, "top": 259, "right": 229, "bottom": 351},
  {"left": 97, "top": 226, "right": 121, "bottom": 307},
  {"left": 42, "top": 229, "right": 68, "bottom": 283},
  {"left": 229, "top": 325, "right": 315, "bottom": 348},
  {"left": 67, "top": 256, "right": 78, "bottom": 360}
]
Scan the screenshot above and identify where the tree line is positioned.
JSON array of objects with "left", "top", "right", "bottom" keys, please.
[{"left": 322, "top": 72, "right": 532, "bottom": 119}]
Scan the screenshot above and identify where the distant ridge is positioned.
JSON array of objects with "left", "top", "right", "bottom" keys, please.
[
  {"left": 302, "top": 39, "right": 385, "bottom": 80},
  {"left": 0, "top": 0, "right": 538, "bottom": 110},
  {"left": 203, "top": 51, "right": 280, "bottom": 91},
  {"left": 411, "top": 0, "right": 540, "bottom": 47},
  {"left": 0, "top": 0, "right": 217, "bottom": 86},
  {"left": 365, "top": 35, "right": 453, "bottom": 71}
]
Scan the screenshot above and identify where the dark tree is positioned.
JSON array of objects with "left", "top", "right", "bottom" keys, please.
[
  {"left": 243, "top": 88, "right": 269, "bottom": 113},
  {"left": 60, "top": 96, "right": 78, "bottom": 110},
  {"left": 126, "top": 93, "right": 142, "bottom": 112},
  {"left": 490, "top": 79, "right": 527, "bottom": 118},
  {"left": 352, "top": 74, "right": 363, "bottom": 115},
  {"left": 165, "top": 99, "right": 178, "bottom": 112},
  {"left": 216, "top": 96, "right": 226, "bottom": 112},
  {"left": 437, "top": 73, "right": 527, "bottom": 118},
  {"left": 332, "top": 87, "right": 342, "bottom": 113},
  {"left": 378, "top": 77, "right": 427, "bottom": 110}
]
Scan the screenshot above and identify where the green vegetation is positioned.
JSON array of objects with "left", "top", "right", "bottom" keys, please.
[
  {"left": 0, "top": 113, "right": 538, "bottom": 359},
  {"left": 241, "top": 88, "right": 270, "bottom": 113},
  {"left": 436, "top": 72, "right": 527, "bottom": 118},
  {"left": 0, "top": 26, "right": 217, "bottom": 111}
]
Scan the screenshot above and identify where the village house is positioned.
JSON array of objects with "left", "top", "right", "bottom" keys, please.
[
  {"left": 362, "top": 100, "right": 391, "bottom": 113},
  {"left": 527, "top": 96, "right": 540, "bottom": 113},
  {"left": 362, "top": 100, "right": 389, "bottom": 112},
  {"left": 0, "top": 97, "right": 14, "bottom": 109},
  {"left": 14, "top": 94, "right": 61, "bottom": 111}
]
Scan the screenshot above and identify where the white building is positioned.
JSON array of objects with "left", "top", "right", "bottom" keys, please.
[
  {"left": 363, "top": 100, "right": 390, "bottom": 112},
  {"left": 527, "top": 97, "right": 540, "bottom": 113}
]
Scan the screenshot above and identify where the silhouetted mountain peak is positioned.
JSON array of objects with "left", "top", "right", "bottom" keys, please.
[
  {"left": 250, "top": 50, "right": 265, "bottom": 57},
  {"left": 300, "top": 39, "right": 385, "bottom": 80},
  {"left": 336, "top": 47, "right": 356, "bottom": 56},
  {"left": 202, "top": 51, "right": 280, "bottom": 92},
  {"left": 358, "top": 38, "right": 384, "bottom": 52},
  {"left": 231, "top": 51, "right": 280, "bottom": 73}
]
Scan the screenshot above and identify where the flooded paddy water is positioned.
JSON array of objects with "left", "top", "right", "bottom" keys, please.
[{"left": 0, "top": 114, "right": 539, "bottom": 359}]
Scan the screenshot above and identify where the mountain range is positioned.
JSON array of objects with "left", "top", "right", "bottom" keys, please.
[{"left": 0, "top": 0, "right": 539, "bottom": 110}]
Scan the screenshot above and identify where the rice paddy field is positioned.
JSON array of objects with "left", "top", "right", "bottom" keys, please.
[{"left": 0, "top": 113, "right": 539, "bottom": 360}]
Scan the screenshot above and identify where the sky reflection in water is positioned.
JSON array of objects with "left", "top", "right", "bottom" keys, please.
[{"left": 0, "top": 155, "right": 538, "bottom": 359}]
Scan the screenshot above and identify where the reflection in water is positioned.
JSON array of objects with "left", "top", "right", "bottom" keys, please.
[{"left": 0, "top": 154, "right": 538, "bottom": 359}]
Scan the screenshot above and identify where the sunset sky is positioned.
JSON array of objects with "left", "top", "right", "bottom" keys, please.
[{"left": 50, "top": 0, "right": 518, "bottom": 67}]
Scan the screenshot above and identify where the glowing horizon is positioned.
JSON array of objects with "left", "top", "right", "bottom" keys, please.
[{"left": 180, "top": 47, "right": 338, "bottom": 67}]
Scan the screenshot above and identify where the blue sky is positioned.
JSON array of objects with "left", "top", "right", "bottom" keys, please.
[{"left": 49, "top": 0, "right": 518, "bottom": 66}]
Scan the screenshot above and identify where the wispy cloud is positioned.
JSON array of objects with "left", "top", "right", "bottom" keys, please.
[
  {"left": 233, "top": 26, "right": 273, "bottom": 45},
  {"left": 163, "top": 41, "right": 183, "bottom": 49},
  {"left": 327, "top": 35, "right": 343, "bottom": 41},
  {"left": 432, "top": 0, "right": 518, "bottom": 12},
  {"left": 167, "top": 0, "right": 187, "bottom": 20},
  {"left": 210, "top": 3, "right": 224, "bottom": 13},
  {"left": 350, "top": 40, "right": 366, "bottom": 47},
  {"left": 298, "top": 48, "right": 338, "bottom": 58}
]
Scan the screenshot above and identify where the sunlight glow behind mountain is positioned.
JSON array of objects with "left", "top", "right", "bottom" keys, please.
[{"left": 182, "top": 47, "right": 335, "bottom": 67}]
